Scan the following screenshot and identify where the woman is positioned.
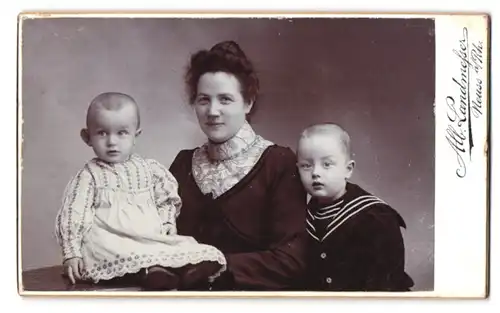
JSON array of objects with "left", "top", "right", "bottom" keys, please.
[{"left": 169, "top": 40, "right": 308, "bottom": 291}]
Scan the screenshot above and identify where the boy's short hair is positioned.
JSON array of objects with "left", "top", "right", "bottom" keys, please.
[
  {"left": 86, "top": 92, "right": 140, "bottom": 129},
  {"left": 299, "top": 123, "right": 352, "bottom": 159}
]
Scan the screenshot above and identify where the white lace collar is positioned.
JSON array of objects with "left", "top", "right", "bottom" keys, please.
[
  {"left": 205, "top": 121, "right": 257, "bottom": 162},
  {"left": 192, "top": 122, "right": 274, "bottom": 198}
]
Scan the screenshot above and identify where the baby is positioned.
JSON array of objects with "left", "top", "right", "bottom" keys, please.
[
  {"left": 54, "top": 92, "right": 226, "bottom": 291},
  {"left": 296, "top": 123, "right": 414, "bottom": 291}
]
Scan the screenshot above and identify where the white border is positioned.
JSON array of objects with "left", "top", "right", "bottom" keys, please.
[
  {"left": 17, "top": 12, "right": 471, "bottom": 18},
  {"left": 434, "top": 15, "right": 489, "bottom": 298},
  {"left": 15, "top": 11, "right": 490, "bottom": 300}
]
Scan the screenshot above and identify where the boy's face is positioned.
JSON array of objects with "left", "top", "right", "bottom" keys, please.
[
  {"left": 82, "top": 106, "right": 140, "bottom": 164},
  {"left": 297, "top": 133, "right": 354, "bottom": 202}
]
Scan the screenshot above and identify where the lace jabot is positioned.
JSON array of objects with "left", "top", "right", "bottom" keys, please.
[{"left": 192, "top": 122, "right": 274, "bottom": 199}]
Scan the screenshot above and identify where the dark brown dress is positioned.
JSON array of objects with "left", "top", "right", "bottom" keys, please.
[{"left": 169, "top": 145, "right": 309, "bottom": 290}]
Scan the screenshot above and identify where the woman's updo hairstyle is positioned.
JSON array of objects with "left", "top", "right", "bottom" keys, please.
[{"left": 185, "top": 40, "right": 260, "bottom": 118}]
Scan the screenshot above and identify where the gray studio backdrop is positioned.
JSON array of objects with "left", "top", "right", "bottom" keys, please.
[{"left": 20, "top": 17, "right": 435, "bottom": 290}]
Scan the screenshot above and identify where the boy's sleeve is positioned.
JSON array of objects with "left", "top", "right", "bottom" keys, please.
[
  {"left": 148, "top": 159, "right": 182, "bottom": 234},
  {"left": 54, "top": 166, "right": 95, "bottom": 262},
  {"left": 355, "top": 205, "right": 414, "bottom": 291}
]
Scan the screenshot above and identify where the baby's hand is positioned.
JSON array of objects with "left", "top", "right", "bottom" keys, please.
[
  {"left": 162, "top": 222, "right": 177, "bottom": 235},
  {"left": 63, "top": 257, "right": 84, "bottom": 284}
]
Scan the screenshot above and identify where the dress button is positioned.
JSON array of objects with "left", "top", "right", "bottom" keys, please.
[
  {"left": 326, "top": 277, "right": 332, "bottom": 284},
  {"left": 320, "top": 252, "right": 327, "bottom": 259}
]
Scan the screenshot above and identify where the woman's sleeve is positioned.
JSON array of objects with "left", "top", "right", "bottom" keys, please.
[
  {"left": 223, "top": 148, "right": 309, "bottom": 290},
  {"left": 54, "top": 167, "right": 95, "bottom": 262},
  {"left": 148, "top": 159, "right": 182, "bottom": 230}
]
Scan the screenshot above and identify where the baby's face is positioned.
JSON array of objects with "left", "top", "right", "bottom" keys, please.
[
  {"left": 85, "top": 106, "right": 139, "bottom": 163},
  {"left": 297, "top": 134, "right": 353, "bottom": 202}
]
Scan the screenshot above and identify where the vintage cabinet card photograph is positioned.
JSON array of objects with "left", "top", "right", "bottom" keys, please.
[{"left": 16, "top": 12, "right": 490, "bottom": 299}]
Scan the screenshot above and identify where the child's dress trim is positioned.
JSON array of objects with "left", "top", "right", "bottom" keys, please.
[{"left": 55, "top": 155, "right": 227, "bottom": 283}]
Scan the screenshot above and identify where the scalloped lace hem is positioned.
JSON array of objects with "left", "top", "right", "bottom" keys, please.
[{"left": 82, "top": 252, "right": 227, "bottom": 284}]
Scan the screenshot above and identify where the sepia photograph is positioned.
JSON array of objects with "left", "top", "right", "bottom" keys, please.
[{"left": 16, "top": 14, "right": 488, "bottom": 298}]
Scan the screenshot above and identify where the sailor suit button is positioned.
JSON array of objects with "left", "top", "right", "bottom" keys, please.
[
  {"left": 320, "top": 252, "right": 327, "bottom": 259},
  {"left": 325, "top": 277, "right": 332, "bottom": 284}
]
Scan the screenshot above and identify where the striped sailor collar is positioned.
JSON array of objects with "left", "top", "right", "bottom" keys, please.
[
  {"left": 308, "top": 188, "right": 347, "bottom": 213},
  {"left": 306, "top": 182, "right": 386, "bottom": 242}
]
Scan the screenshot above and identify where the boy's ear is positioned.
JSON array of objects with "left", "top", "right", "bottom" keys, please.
[
  {"left": 135, "top": 128, "right": 143, "bottom": 137},
  {"left": 345, "top": 160, "right": 356, "bottom": 179},
  {"left": 80, "top": 129, "right": 91, "bottom": 146}
]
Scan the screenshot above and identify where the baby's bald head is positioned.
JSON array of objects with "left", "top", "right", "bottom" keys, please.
[
  {"left": 86, "top": 92, "right": 141, "bottom": 130},
  {"left": 298, "top": 123, "right": 352, "bottom": 159}
]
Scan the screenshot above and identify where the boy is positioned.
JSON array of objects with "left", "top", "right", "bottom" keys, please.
[{"left": 296, "top": 123, "right": 414, "bottom": 291}]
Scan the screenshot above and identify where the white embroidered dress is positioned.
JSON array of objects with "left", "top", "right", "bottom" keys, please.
[{"left": 55, "top": 154, "right": 226, "bottom": 283}]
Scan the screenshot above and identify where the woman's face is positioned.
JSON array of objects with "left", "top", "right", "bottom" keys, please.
[{"left": 194, "top": 72, "right": 253, "bottom": 143}]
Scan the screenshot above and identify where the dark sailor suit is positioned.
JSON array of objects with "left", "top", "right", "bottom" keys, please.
[{"left": 302, "top": 182, "right": 415, "bottom": 292}]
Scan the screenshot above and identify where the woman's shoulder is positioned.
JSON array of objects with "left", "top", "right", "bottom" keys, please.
[
  {"left": 171, "top": 148, "right": 196, "bottom": 164},
  {"left": 235, "top": 144, "right": 297, "bottom": 180},
  {"left": 169, "top": 148, "right": 197, "bottom": 175},
  {"left": 265, "top": 144, "right": 297, "bottom": 157},
  {"left": 261, "top": 144, "right": 297, "bottom": 166},
  {"left": 174, "top": 148, "right": 197, "bottom": 158},
  {"left": 242, "top": 144, "right": 300, "bottom": 187}
]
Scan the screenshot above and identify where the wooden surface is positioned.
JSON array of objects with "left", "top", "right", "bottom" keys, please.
[{"left": 21, "top": 265, "right": 142, "bottom": 292}]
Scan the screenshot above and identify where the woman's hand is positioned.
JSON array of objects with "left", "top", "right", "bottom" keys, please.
[{"left": 63, "top": 257, "right": 84, "bottom": 284}]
